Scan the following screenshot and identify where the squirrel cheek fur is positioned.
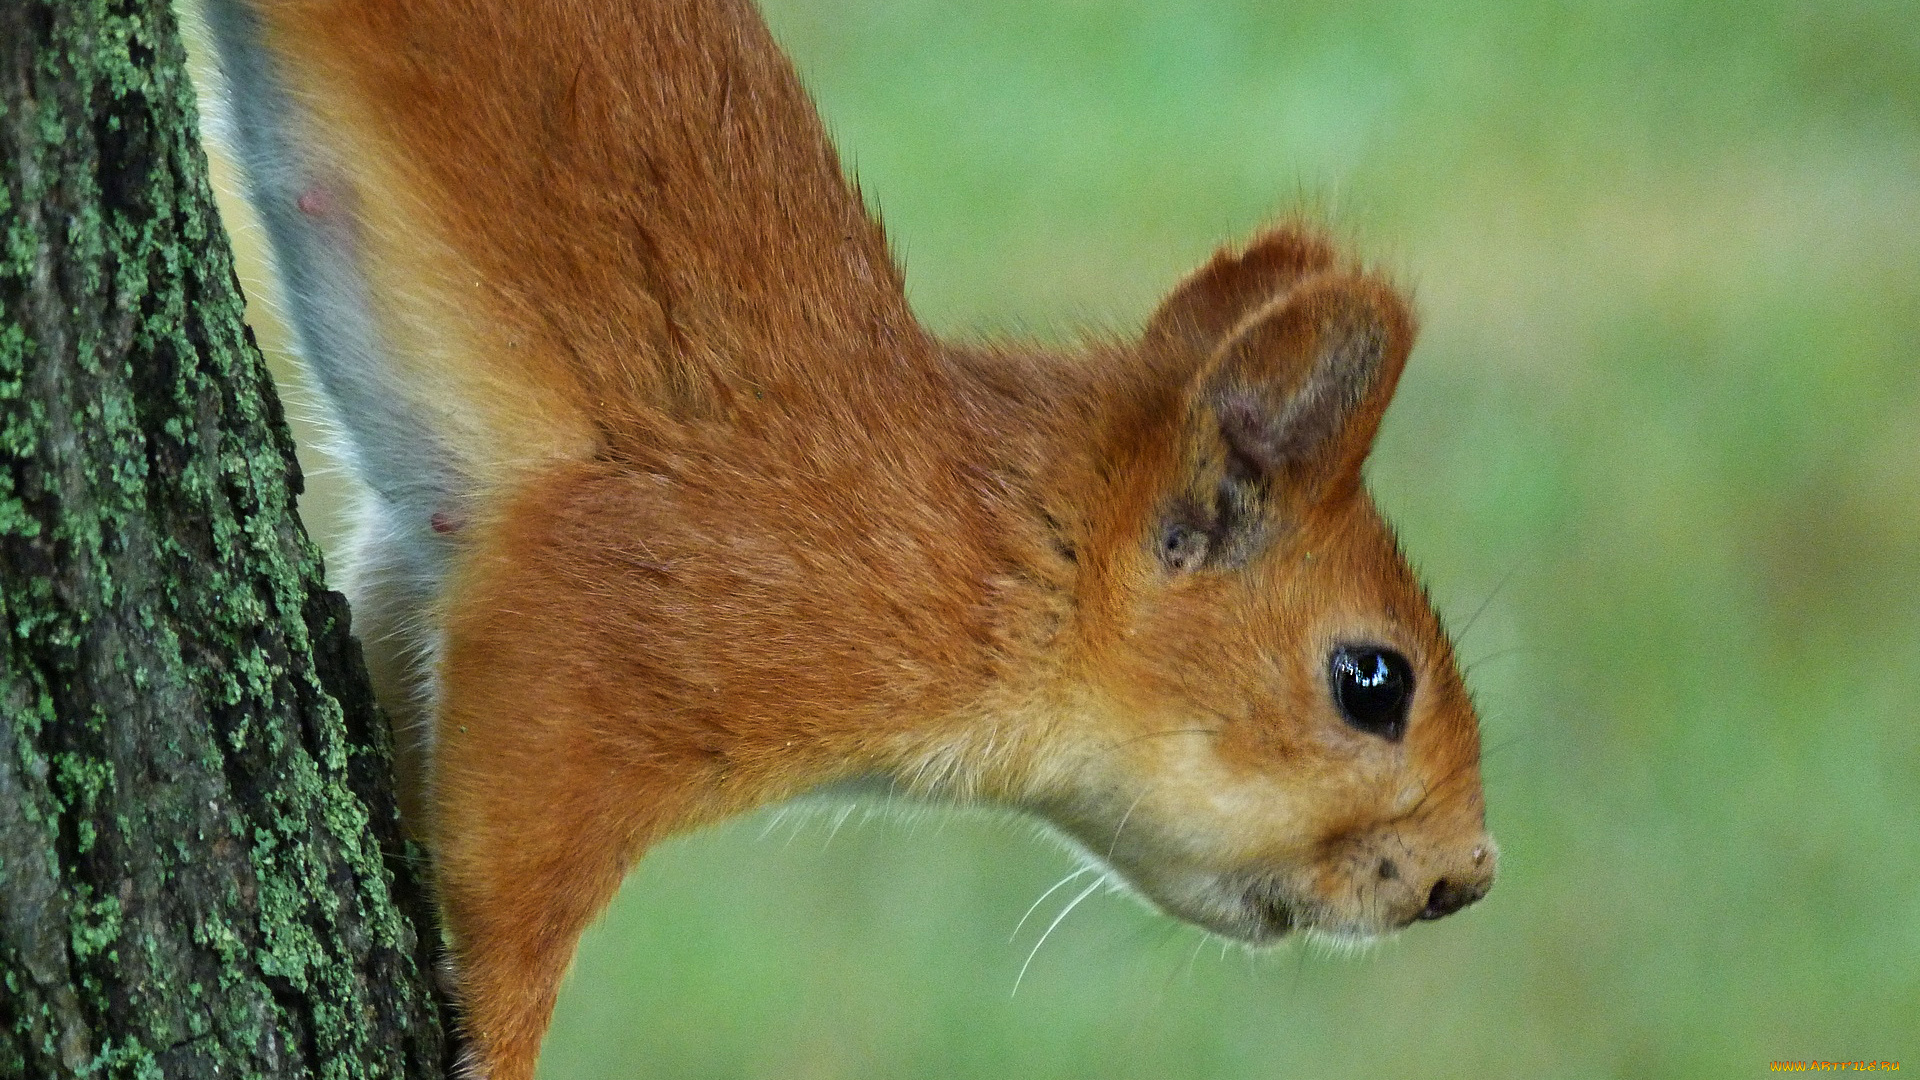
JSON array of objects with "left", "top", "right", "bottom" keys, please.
[{"left": 207, "top": 0, "right": 1497, "bottom": 1075}]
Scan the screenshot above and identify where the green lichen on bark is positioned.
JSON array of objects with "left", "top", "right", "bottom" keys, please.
[{"left": 0, "top": 2, "right": 451, "bottom": 1077}]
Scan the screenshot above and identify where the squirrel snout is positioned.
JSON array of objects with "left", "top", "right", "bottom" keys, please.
[
  {"left": 1411, "top": 840, "right": 1496, "bottom": 923},
  {"left": 1418, "top": 875, "right": 1491, "bottom": 921}
]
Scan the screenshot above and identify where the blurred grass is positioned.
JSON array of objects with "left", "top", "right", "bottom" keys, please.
[{"left": 189, "top": 0, "right": 1919, "bottom": 1075}]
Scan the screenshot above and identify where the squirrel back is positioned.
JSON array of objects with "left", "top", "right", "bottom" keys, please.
[{"left": 207, "top": 2, "right": 1496, "bottom": 1078}]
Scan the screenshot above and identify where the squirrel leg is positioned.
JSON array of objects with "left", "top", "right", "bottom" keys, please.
[{"left": 429, "top": 707, "right": 658, "bottom": 1080}]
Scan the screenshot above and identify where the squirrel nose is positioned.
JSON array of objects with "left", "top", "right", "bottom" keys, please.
[{"left": 1417, "top": 876, "right": 1490, "bottom": 921}]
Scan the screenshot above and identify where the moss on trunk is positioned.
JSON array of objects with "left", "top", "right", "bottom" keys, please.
[{"left": 0, "top": 1, "right": 451, "bottom": 1076}]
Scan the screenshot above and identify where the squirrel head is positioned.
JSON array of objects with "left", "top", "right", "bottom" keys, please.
[{"left": 1015, "top": 225, "right": 1495, "bottom": 942}]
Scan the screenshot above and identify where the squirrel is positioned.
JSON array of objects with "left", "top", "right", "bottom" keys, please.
[{"left": 203, "top": 0, "right": 1497, "bottom": 1075}]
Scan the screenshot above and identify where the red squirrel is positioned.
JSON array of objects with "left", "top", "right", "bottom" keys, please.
[{"left": 205, "top": 0, "right": 1496, "bottom": 1075}]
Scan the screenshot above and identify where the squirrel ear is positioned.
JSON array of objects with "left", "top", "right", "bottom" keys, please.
[
  {"left": 1157, "top": 272, "right": 1415, "bottom": 571},
  {"left": 1143, "top": 224, "right": 1338, "bottom": 359},
  {"left": 1206, "top": 271, "right": 1414, "bottom": 483}
]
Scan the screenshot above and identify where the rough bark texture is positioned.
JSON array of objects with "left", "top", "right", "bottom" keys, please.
[{"left": 0, "top": 1, "right": 451, "bottom": 1076}]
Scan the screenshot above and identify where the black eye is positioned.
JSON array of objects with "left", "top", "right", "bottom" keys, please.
[{"left": 1328, "top": 646, "right": 1414, "bottom": 740}]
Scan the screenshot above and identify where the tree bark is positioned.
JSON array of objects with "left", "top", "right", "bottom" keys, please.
[{"left": 0, "top": 1, "right": 452, "bottom": 1076}]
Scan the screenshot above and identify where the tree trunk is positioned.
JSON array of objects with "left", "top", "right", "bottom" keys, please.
[{"left": 0, "top": 2, "right": 452, "bottom": 1076}]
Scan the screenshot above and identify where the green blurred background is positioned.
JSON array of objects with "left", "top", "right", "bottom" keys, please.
[{"left": 190, "top": 0, "right": 1918, "bottom": 1075}]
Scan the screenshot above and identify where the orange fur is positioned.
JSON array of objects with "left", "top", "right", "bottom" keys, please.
[{"left": 231, "top": 1, "right": 1495, "bottom": 1076}]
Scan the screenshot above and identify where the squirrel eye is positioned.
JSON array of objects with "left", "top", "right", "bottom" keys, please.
[{"left": 1328, "top": 646, "right": 1414, "bottom": 741}]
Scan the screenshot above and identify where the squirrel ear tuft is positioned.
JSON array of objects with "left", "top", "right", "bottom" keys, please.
[
  {"left": 1143, "top": 224, "right": 1338, "bottom": 359},
  {"left": 1155, "top": 272, "right": 1415, "bottom": 573},
  {"left": 1204, "top": 272, "right": 1415, "bottom": 485}
]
